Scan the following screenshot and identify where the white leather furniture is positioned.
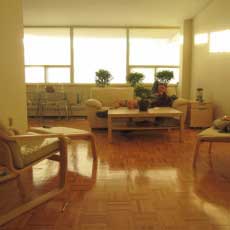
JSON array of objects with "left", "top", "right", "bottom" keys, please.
[
  {"left": 85, "top": 87, "right": 189, "bottom": 129},
  {"left": 86, "top": 87, "right": 134, "bottom": 128}
]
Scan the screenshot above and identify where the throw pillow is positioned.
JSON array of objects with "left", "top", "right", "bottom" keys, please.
[
  {"left": 127, "top": 99, "right": 138, "bottom": 109},
  {"left": 213, "top": 118, "right": 230, "bottom": 131},
  {"left": 118, "top": 100, "right": 127, "bottom": 107},
  {"left": 85, "top": 99, "right": 102, "bottom": 109}
]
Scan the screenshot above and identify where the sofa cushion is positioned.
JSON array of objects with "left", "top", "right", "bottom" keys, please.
[
  {"left": 85, "top": 99, "right": 102, "bottom": 109},
  {"left": 90, "top": 87, "right": 134, "bottom": 107}
]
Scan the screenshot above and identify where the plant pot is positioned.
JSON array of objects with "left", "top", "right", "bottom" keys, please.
[{"left": 138, "top": 99, "right": 149, "bottom": 111}]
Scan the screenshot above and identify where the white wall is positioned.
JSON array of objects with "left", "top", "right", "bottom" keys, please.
[
  {"left": 192, "top": 0, "right": 230, "bottom": 117},
  {"left": 23, "top": 0, "right": 211, "bottom": 26},
  {"left": 0, "top": 0, "right": 27, "bottom": 132},
  {"left": 179, "top": 19, "right": 193, "bottom": 99}
]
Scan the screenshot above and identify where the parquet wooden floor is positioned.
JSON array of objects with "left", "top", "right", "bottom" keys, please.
[{"left": 1, "top": 118, "right": 230, "bottom": 230}]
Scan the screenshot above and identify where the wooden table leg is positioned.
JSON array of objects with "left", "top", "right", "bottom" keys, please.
[{"left": 108, "top": 116, "right": 112, "bottom": 143}]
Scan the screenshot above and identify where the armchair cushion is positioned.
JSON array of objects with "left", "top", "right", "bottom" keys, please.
[
  {"left": 8, "top": 134, "right": 60, "bottom": 169},
  {"left": 19, "top": 137, "right": 60, "bottom": 168},
  {"left": 85, "top": 99, "right": 102, "bottom": 109}
]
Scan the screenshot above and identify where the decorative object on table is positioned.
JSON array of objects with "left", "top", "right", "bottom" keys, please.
[
  {"left": 118, "top": 100, "right": 128, "bottom": 107},
  {"left": 196, "top": 88, "right": 204, "bottom": 103},
  {"left": 95, "top": 69, "right": 112, "bottom": 87},
  {"left": 155, "top": 70, "right": 174, "bottom": 86},
  {"left": 127, "top": 72, "right": 144, "bottom": 87},
  {"left": 135, "top": 84, "right": 151, "bottom": 111},
  {"left": 127, "top": 99, "right": 138, "bottom": 109}
]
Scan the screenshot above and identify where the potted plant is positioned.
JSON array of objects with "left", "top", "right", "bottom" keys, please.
[
  {"left": 155, "top": 70, "right": 174, "bottom": 85},
  {"left": 135, "top": 84, "right": 151, "bottom": 111},
  {"left": 95, "top": 69, "right": 112, "bottom": 87},
  {"left": 127, "top": 72, "right": 144, "bottom": 87}
]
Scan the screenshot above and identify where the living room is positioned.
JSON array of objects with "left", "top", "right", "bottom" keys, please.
[{"left": 1, "top": 0, "right": 230, "bottom": 229}]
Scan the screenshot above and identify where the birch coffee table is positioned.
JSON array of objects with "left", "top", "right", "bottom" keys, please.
[{"left": 108, "top": 107, "right": 184, "bottom": 143}]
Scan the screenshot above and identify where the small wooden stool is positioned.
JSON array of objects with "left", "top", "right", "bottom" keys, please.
[{"left": 193, "top": 127, "right": 230, "bottom": 169}]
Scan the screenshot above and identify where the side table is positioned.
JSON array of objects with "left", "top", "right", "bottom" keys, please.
[{"left": 189, "top": 101, "right": 213, "bottom": 128}]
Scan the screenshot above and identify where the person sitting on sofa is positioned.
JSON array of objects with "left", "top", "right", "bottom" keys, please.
[
  {"left": 150, "top": 81, "right": 178, "bottom": 126},
  {"left": 150, "top": 81, "right": 176, "bottom": 107}
]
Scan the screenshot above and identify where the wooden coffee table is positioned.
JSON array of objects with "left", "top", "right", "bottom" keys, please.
[{"left": 108, "top": 107, "right": 184, "bottom": 142}]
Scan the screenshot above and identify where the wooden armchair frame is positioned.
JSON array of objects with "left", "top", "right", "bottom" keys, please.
[
  {"left": 0, "top": 131, "right": 68, "bottom": 226},
  {"left": 192, "top": 127, "right": 230, "bottom": 169}
]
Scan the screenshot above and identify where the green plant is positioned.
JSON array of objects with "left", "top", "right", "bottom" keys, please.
[
  {"left": 134, "top": 84, "right": 151, "bottom": 111},
  {"left": 127, "top": 72, "right": 144, "bottom": 87},
  {"left": 155, "top": 70, "right": 174, "bottom": 85},
  {"left": 134, "top": 84, "right": 151, "bottom": 100},
  {"left": 95, "top": 69, "right": 112, "bottom": 87}
]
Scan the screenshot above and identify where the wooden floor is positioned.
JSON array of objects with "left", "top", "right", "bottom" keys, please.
[{"left": 1, "top": 118, "right": 230, "bottom": 230}]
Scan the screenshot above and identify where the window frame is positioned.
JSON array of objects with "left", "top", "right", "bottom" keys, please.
[{"left": 24, "top": 26, "right": 180, "bottom": 85}]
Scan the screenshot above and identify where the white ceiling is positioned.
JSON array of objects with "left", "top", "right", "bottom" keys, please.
[{"left": 23, "top": 0, "right": 213, "bottom": 26}]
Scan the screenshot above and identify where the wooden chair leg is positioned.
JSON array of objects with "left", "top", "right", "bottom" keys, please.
[
  {"left": 16, "top": 175, "right": 27, "bottom": 201},
  {"left": 208, "top": 142, "right": 213, "bottom": 169},
  {"left": 59, "top": 139, "right": 67, "bottom": 188},
  {"left": 88, "top": 134, "right": 97, "bottom": 160},
  {"left": 193, "top": 139, "right": 201, "bottom": 169}
]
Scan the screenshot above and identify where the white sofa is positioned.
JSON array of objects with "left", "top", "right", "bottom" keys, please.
[
  {"left": 86, "top": 87, "right": 134, "bottom": 128},
  {"left": 85, "top": 87, "right": 189, "bottom": 129}
]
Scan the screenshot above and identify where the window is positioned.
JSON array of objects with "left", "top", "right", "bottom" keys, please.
[
  {"left": 194, "top": 33, "right": 208, "bottom": 45},
  {"left": 47, "top": 67, "right": 70, "bottom": 83},
  {"left": 129, "top": 29, "right": 180, "bottom": 84},
  {"left": 129, "top": 29, "right": 180, "bottom": 66},
  {"left": 24, "top": 28, "right": 71, "bottom": 83},
  {"left": 130, "top": 67, "right": 179, "bottom": 84},
  {"left": 130, "top": 68, "right": 155, "bottom": 83},
  {"left": 25, "top": 67, "right": 45, "bottom": 83},
  {"left": 24, "top": 27, "right": 181, "bottom": 84},
  {"left": 156, "top": 68, "right": 179, "bottom": 84},
  {"left": 73, "top": 28, "right": 127, "bottom": 83},
  {"left": 209, "top": 30, "right": 230, "bottom": 53}
]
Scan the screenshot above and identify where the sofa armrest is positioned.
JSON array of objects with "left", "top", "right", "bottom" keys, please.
[
  {"left": 172, "top": 98, "right": 189, "bottom": 122},
  {"left": 172, "top": 98, "right": 189, "bottom": 108}
]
